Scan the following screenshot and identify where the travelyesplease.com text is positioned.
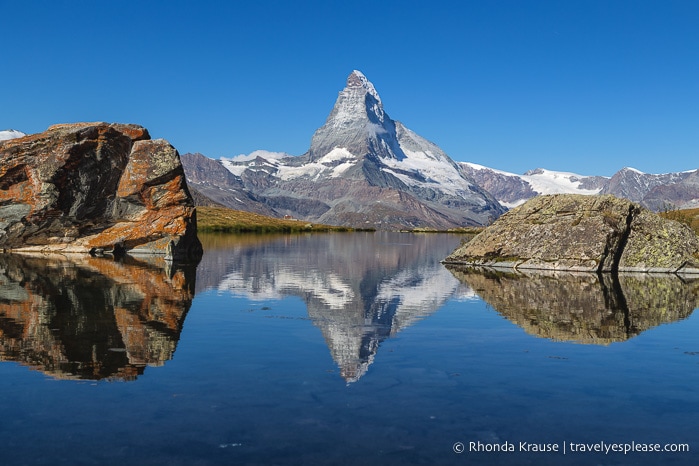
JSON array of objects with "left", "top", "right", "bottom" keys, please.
[{"left": 453, "top": 440, "right": 690, "bottom": 455}]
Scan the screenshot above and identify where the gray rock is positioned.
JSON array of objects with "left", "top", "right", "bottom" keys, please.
[{"left": 443, "top": 194, "right": 699, "bottom": 273}]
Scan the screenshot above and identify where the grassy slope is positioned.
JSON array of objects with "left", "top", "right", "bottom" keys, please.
[
  {"left": 197, "top": 206, "right": 699, "bottom": 235},
  {"left": 659, "top": 207, "right": 699, "bottom": 235},
  {"left": 196, "top": 206, "right": 366, "bottom": 233}
]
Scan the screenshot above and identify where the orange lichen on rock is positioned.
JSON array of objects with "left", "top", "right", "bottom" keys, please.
[{"left": 0, "top": 122, "right": 202, "bottom": 261}]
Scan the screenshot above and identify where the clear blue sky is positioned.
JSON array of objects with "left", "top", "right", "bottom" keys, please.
[{"left": 2, "top": 0, "right": 697, "bottom": 176}]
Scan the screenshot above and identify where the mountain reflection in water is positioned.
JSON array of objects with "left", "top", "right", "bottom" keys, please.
[
  {"left": 198, "top": 232, "right": 469, "bottom": 382},
  {"left": 0, "top": 254, "right": 196, "bottom": 380},
  {"left": 446, "top": 266, "right": 699, "bottom": 344}
]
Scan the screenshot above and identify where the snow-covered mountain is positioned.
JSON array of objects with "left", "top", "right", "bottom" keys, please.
[
  {"left": 0, "top": 129, "right": 26, "bottom": 141},
  {"left": 461, "top": 163, "right": 608, "bottom": 208},
  {"left": 181, "top": 71, "right": 699, "bottom": 221},
  {"left": 208, "top": 70, "right": 506, "bottom": 229},
  {"left": 180, "top": 152, "right": 277, "bottom": 215},
  {"left": 461, "top": 163, "right": 699, "bottom": 211},
  {"left": 599, "top": 167, "right": 699, "bottom": 210}
]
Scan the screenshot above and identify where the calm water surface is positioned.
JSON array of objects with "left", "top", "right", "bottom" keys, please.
[{"left": 0, "top": 232, "right": 698, "bottom": 465}]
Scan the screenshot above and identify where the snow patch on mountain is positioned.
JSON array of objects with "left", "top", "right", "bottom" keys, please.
[
  {"left": 0, "top": 129, "right": 26, "bottom": 141},
  {"left": 383, "top": 146, "right": 473, "bottom": 197},
  {"left": 463, "top": 162, "right": 605, "bottom": 208},
  {"left": 522, "top": 168, "right": 604, "bottom": 197},
  {"left": 465, "top": 162, "right": 515, "bottom": 176},
  {"left": 278, "top": 147, "right": 358, "bottom": 181},
  {"left": 221, "top": 150, "right": 291, "bottom": 176},
  {"left": 227, "top": 147, "right": 359, "bottom": 181},
  {"left": 228, "top": 150, "right": 290, "bottom": 162}
]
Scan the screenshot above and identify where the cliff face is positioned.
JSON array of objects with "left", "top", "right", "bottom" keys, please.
[
  {"left": 444, "top": 194, "right": 699, "bottom": 273},
  {"left": 0, "top": 122, "right": 202, "bottom": 261}
]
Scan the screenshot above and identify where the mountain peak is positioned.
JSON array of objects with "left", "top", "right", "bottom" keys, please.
[
  {"left": 346, "top": 70, "right": 365, "bottom": 86},
  {"left": 619, "top": 166, "right": 645, "bottom": 174},
  {"left": 189, "top": 71, "right": 507, "bottom": 229},
  {"left": 346, "top": 70, "right": 381, "bottom": 104},
  {"left": 307, "top": 70, "right": 394, "bottom": 161}
]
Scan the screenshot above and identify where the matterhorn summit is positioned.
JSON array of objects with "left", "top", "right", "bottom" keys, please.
[
  {"left": 308, "top": 70, "right": 402, "bottom": 162},
  {"left": 185, "top": 71, "right": 506, "bottom": 229}
]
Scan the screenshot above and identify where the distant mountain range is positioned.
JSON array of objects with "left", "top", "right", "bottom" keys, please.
[
  {"left": 460, "top": 164, "right": 607, "bottom": 208},
  {"left": 461, "top": 164, "right": 699, "bottom": 211},
  {"left": 179, "top": 71, "right": 699, "bottom": 227},
  {"left": 7, "top": 72, "right": 698, "bottom": 229}
]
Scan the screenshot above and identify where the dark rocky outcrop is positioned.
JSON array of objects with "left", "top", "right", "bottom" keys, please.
[
  {"left": 0, "top": 123, "right": 202, "bottom": 261},
  {"left": 444, "top": 194, "right": 699, "bottom": 273}
]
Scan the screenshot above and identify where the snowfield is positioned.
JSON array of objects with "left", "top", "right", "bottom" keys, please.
[
  {"left": 463, "top": 162, "right": 605, "bottom": 207},
  {"left": 0, "top": 129, "right": 26, "bottom": 141}
]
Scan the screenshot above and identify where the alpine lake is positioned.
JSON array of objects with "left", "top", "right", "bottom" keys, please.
[{"left": 1, "top": 231, "right": 698, "bottom": 465}]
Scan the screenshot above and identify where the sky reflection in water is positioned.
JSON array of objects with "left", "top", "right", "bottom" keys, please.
[{"left": 0, "top": 232, "right": 698, "bottom": 465}]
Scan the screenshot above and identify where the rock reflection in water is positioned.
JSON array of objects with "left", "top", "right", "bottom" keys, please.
[
  {"left": 199, "top": 233, "right": 469, "bottom": 382},
  {"left": 0, "top": 254, "right": 196, "bottom": 380},
  {"left": 445, "top": 266, "right": 699, "bottom": 344}
]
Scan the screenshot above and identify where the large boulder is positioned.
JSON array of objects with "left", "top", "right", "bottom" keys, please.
[
  {"left": 0, "top": 122, "right": 202, "bottom": 261},
  {"left": 444, "top": 194, "right": 699, "bottom": 273}
]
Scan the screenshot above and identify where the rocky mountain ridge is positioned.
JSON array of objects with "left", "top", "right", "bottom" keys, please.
[
  {"left": 462, "top": 163, "right": 699, "bottom": 211},
  {"left": 601, "top": 167, "right": 699, "bottom": 211},
  {"left": 185, "top": 147, "right": 699, "bottom": 226},
  {"left": 184, "top": 70, "right": 506, "bottom": 229}
]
